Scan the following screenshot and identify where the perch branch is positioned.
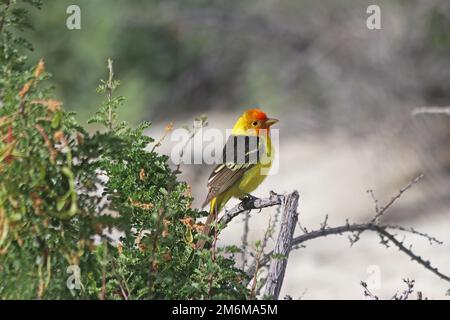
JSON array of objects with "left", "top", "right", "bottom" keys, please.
[{"left": 218, "top": 191, "right": 284, "bottom": 227}]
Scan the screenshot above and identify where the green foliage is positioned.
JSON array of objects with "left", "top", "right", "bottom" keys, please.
[{"left": 0, "top": 1, "right": 249, "bottom": 299}]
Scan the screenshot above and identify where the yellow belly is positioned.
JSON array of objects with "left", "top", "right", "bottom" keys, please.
[
  {"left": 220, "top": 162, "right": 271, "bottom": 205},
  {"left": 213, "top": 136, "right": 274, "bottom": 212},
  {"left": 236, "top": 165, "right": 268, "bottom": 196}
]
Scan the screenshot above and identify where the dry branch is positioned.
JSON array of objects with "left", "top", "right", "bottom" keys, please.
[
  {"left": 264, "top": 191, "right": 299, "bottom": 299},
  {"left": 218, "top": 191, "right": 284, "bottom": 226},
  {"left": 218, "top": 175, "right": 450, "bottom": 299},
  {"left": 247, "top": 222, "right": 450, "bottom": 283}
]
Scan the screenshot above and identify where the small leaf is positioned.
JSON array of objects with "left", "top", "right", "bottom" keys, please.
[
  {"left": 51, "top": 111, "right": 62, "bottom": 128},
  {"left": 185, "top": 227, "right": 193, "bottom": 244}
]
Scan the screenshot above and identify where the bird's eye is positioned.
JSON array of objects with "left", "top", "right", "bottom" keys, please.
[{"left": 252, "top": 121, "right": 258, "bottom": 127}]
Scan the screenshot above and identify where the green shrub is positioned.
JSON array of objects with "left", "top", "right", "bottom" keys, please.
[{"left": 0, "top": 0, "right": 248, "bottom": 299}]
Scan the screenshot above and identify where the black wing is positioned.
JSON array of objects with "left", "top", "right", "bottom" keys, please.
[{"left": 201, "top": 135, "right": 264, "bottom": 208}]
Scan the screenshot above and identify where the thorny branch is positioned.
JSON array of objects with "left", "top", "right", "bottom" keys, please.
[
  {"left": 349, "top": 174, "right": 424, "bottom": 244},
  {"left": 219, "top": 175, "right": 450, "bottom": 294},
  {"left": 361, "top": 278, "right": 419, "bottom": 300},
  {"left": 391, "top": 278, "right": 416, "bottom": 300},
  {"left": 360, "top": 281, "right": 379, "bottom": 300},
  {"left": 246, "top": 222, "right": 450, "bottom": 283},
  {"left": 370, "top": 174, "right": 424, "bottom": 224}
]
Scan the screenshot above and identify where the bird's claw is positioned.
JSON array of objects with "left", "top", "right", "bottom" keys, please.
[
  {"left": 240, "top": 193, "right": 258, "bottom": 202},
  {"left": 239, "top": 194, "right": 259, "bottom": 209}
]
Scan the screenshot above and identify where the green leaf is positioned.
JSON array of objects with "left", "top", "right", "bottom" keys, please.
[
  {"left": 185, "top": 227, "right": 194, "bottom": 244},
  {"left": 51, "top": 111, "right": 62, "bottom": 129}
]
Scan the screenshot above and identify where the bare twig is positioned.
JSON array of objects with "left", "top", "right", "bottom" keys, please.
[
  {"left": 412, "top": 107, "right": 450, "bottom": 116},
  {"left": 240, "top": 211, "right": 250, "bottom": 269},
  {"left": 350, "top": 174, "right": 424, "bottom": 245},
  {"left": 249, "top": 217, "right": 274, "bottom": 300},
  {"left": 366, "top": 189, "right": 379, "bottom": 214},
  {"left": 251, "top": 203, "right": 283, "bottom": 298},
  {"left": 371, "top": 174, "right": 424, "bottom": 223},
  {"left": 384, "top": 224, "right": 443, "bottom": 245},
  {"left": 320, "top": 214, "right": 329, "bottom": 230},
  {"left": 391, "top": 278, "right": 415, "bottom": 300},
  {"left": 298, "top": 288, "right": 308, "bottom": 300},
  {"left": 376, "top": 228, "right": 450, "bottom": 282},
  {"left": 150, "top": 122, "right": 173, "bottom": 152},
  {"left": 360, "top": 281, "right": 379, "bottom": 300},
  {"left": 297, "top": 220, "right": 308, "bottom": 234}
]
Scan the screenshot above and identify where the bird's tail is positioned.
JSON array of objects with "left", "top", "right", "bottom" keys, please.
[{"left": 196, "top": 197, "right": 219, "bottom": 250}]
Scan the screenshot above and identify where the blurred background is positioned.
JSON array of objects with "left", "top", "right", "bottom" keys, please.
[{"left": 27, "top": 0, "right": 450, "bottom": 299}]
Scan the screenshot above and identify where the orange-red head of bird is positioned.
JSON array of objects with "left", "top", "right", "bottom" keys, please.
[{"left": 232, "top": 108, "right": 278, "bottom": 135}]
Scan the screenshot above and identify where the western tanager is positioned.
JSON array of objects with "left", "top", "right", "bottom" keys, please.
[{"left": 197, "top": 108, "right": 278, "bottom": 249}]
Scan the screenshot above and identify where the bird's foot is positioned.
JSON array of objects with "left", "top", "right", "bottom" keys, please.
[
  {"left": 239, "top": 193, "right": 258, "bottom": 208},
  {"left": 239, "top": 193, "right": 258, "bottom": 201}
]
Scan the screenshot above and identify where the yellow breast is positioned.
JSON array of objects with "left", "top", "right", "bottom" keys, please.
[{"left": 234, "top": 135, "right": 274, "bottom": 197}]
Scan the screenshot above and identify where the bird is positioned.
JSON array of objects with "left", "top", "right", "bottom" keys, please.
[{"left": 196, "top": 108, "right": 278, "bottom": 249}]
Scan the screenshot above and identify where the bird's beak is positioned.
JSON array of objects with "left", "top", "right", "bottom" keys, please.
[{"left": 265, "top": 118, "right": 279, "bottom": 127}]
